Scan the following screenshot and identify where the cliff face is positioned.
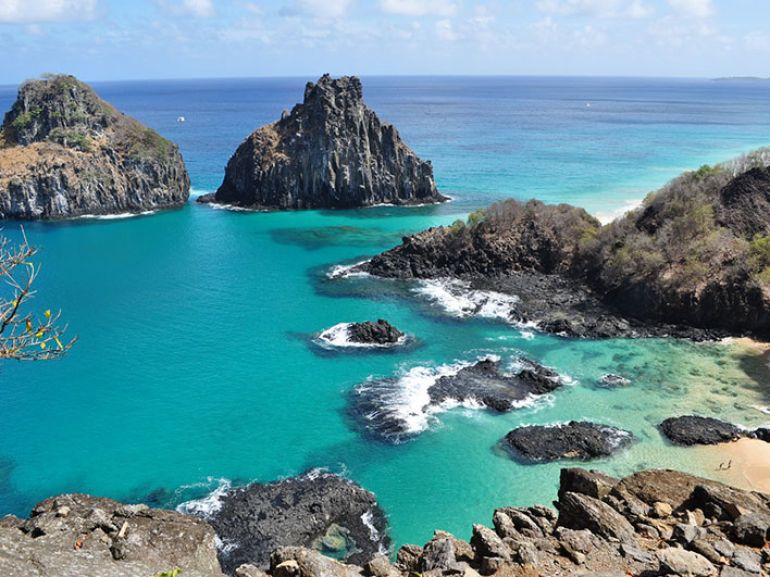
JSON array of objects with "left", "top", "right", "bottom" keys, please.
[
  {"left": 366, "top": 149, "right": 770, "bottom": 338},
  {"left": 204, "top": 74, "right": 445, "bottom": 209},
  {"left": 0, "top": 75, "right": 189, "bottom": 219}
]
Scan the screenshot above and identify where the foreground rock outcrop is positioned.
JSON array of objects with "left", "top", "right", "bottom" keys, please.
[
  {"left": 0, "top": 493, "right": 225, "bottom": 577},
  {"left": 3, "top": 468, "right": 770, "bottom": 577},
  {"left": 273, "top": 468, "right": 770, "bottom": 577},
  {"left": 199, "top": 74, "right": 446, "bottom": 210},
  {"left": 0, "top": 74, "right": 189, "bottom": 219},
  {"left": 504, "top": 421, "right": 634, "bottom": 462},
  {"left": 361, "top": 149, "right": 770, "bottom": 338},
  {"left": 180, "top": 472, "right": 389, "bottom": 573}
]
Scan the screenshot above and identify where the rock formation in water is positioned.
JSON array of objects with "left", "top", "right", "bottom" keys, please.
[
  {"left": 504, "top": 421, "right": 634, "bottom": 462},
  {"left": 347, "top": 320, "right": 404, "bottom": 345},
  {"left": 199, "top": 74, "right": 446, "bottom": 210},
  {"left": 0, "top": 74, "right": 189, "bottom": 219},
  {"left": 182, "top": 472, "right": 389, "bottom": 573},
  {"left": 6, "top": 468, "right": 770, "bottom": 577},
  {"left": 659, "top": 416, "right": 746, "bottom": 446},
  {"left": 353, "top": 357, "right": 564, "bottom": 443},
  {"left": 362, "top": 149, "right": 770, "bottom": 339}
]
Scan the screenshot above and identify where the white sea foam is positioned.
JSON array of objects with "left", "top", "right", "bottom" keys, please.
[
  {"left": 206, "top": 202, "right": 258, "bottom": 212},
  {"left": 326, "top": 260, "right": 371, "bottom": 279},
  {"left": 413, "top": 278, "right": 519, "bottom": 321},
  {"left": 77, "top": 210, "right": 157, "bottom": 220},
  {"left": 594, "top": 198, "right": 643, "bottom": 225},
  {"left": 176, "top": 477, "right": 232, "bottom": 518},
  {"left": 361, "top": 509, "right": 389, "bottom": 555}
]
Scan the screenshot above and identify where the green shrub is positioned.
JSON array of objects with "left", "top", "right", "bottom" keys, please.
[{"left": 749, "top": 235, "right": 770, "bottom": 271}]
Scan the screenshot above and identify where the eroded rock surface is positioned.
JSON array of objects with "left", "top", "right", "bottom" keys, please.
[
  {"left": 504, "top": 421, "right": 634, "bottom": 462},
  {"left": 200, "top": 74, "right": 445, "bottom": 210},
  {"left": 0, "top": 74, "right": 189, "bottom": 219}
]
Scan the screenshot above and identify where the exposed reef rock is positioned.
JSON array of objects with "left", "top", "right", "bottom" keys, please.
[
  {"left": 347, "top": 320, "right": 404, "bottom": 345},
  {"left": 199, "top": 74, "right": 445, "bottom": 210},
  {"left": 0, "top": 74, "right": 189, "bottom": 219},
  {"left": 504, "top": 421, "right": 634, "bottom": 462},
  {"left": 597, "top": 373, "right": 631, "bottom": 388},
  {"left": 362, "top": 149, "right": 770, "bottom": 338},
  {"left": 659, "top": 416, "right": 745, "bottom": 446},
  {"left": 181, "top": 472, "right": 389, "bottom": 573},
  {"left": 0, "top": 493, "right": 225, "bottom": 577},
  {"left": 4, "top": 468, "right": 770, "bottom": 577},
  {"left": 352, "top": 357, "right": 564, "bottom": 443}
]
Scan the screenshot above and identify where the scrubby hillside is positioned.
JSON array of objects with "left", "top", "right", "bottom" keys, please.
[{"left": 366, "top": 149, "right": 770, "bottom": 337}]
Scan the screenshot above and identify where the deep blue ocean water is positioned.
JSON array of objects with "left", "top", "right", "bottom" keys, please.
[{"left": 1, "top": 76, "right": 769, "bottom": 550}]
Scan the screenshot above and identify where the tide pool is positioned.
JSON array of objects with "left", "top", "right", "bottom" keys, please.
[{"left": 0, "top": 76, "right": 769, "bottom": 550}]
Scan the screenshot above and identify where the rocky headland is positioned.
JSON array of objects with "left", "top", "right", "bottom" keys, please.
[
  {"left": 0, "top": 74, "right": 189, "bottom": 219},
  {"left": 504, "top": 421, "right": 634, "bottom": 463},
  {"left": 198, "top": 74, "right": 446, "bottom": 210},
  {"left": 4, "top": 467, "right": 770, "bottom": 577},
  {"left": 360, "top": 149, "right": 770, "bottom": 339}
]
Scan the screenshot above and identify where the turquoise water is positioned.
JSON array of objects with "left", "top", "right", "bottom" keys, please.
[{"left": 1, "top": 77, "right": 770, "bottom": 549}]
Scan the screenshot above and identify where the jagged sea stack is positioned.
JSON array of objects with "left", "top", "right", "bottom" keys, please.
[
  {"left": 0, "top": 75, "right": 189, "bottom": 219},
  {"left": 200, "top": 74, "right": 446, "bottom": 209}
]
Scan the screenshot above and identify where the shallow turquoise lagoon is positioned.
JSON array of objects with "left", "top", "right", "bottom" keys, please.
[{"left": 0, "top": 77, "right": 769, "bottom": 549}]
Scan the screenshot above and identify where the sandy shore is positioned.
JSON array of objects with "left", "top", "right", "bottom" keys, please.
[{"left": 696, "top": 438, "right": 770, "bottom": 494}]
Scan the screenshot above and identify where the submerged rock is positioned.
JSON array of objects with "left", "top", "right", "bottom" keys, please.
[
  {"left": 347, "top": 320, "right": 404, "bottom": 345},
  {"left": 200, "top": 74, "right": 445, "bottom": 210},
  {"left": 504, "top": 421, "right": 634, "bottom": 463},
  {"left": 352, "top": 357, "right": 564, "bottom": 443},
  {"left": 0, "top": 493, "right": 224, "bottom": 577},
  {"left": 0, "top": 74, "right": 189, "bottom": 219},
  {"left": 659, "top": 415, "right": 745, "bottom": 446},
  {"left": 182, "top": 471, "right": 390, "bottom": 573},
  {"left": 597, "top": 374, "right": 631, "bottom": 388}
]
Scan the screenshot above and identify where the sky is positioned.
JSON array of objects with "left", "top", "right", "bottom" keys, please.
[{"left": 0, "top": 0, "right": 768, "bottom": 83}]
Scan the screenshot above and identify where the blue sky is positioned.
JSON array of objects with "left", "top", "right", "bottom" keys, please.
[{"left": 0, "top": 0, "right": 768, "bottom": 83}]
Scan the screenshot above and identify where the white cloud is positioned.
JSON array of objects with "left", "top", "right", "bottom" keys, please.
[
  {"left": 667, "top": 0, "right": 713, "bottom": 18},
  {"left": 434, "top": 17, "right": 459, "bottom": 40},
  {"left": 0, "top": 0, "right": 97, "bottom": 23},
  {"left": 160, "top": 0, "right": 215, "bottom": 17},
  {"left": 536, "top": 0, "right": 653, "bottom": 18},
  {"left": 297, "top": 0, "right": 352, "bottom": 19},
  {"left": 380, "top": 0, "right": 456, "bottom": 17}
]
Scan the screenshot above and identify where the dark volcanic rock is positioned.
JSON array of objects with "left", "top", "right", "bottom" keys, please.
[
  {"left": 201, "top": 74, "right": 445, "bottom": 210},
  {"left": 659, "top": 415, "right": 745, "bottom": 446},
  {"left": 352, "top": 357, "right": 564, "bottom": 443},
  {"left": 504, "top": 421, "right": 634, "bottom": 463},
  {"left": 0, "top": 493, "right": 224, "bottom": 577},
  {"left": 347, "top": 320, "right": 404, "bottom": 345},
  {"left": 0, "top": 74, "right": 189, "bottom": 219},
  {"left": 428, "top": 358, "right": 562, "bottom": 410},
  {"left": 187, "top": 472, "right": 389, "bottom": 573}
]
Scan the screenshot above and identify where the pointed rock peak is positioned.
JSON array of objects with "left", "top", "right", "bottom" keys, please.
[
  {"left": 2, "top": 74, "right": 119, "bottom": 146},
  {"left": 302, "top": 74, "right": 364, "bottom": 111}
]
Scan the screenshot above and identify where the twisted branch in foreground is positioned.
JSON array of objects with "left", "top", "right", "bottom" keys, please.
[{"left": 0, "top": 229, "right": 76, "bottom": 361}]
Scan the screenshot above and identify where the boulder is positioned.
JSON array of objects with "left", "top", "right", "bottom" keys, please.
[
  {"left": 659, "top": 416, "right": 745, "bottom": 446},
  {"left": 656, "top": 547, "right": 717, "bottom": 577},
  {"left": 503, "top": 421, "right": 634, "bottom": 462},
  {"left": 269, "top": 547, "right": 363, "bottom": 577},
  {"left": 558, "top": 468, "right": 618, "bottom": 501},
  {"left": 347, "top": 320, "right": 404, "bottom": 345},
  {"left": 556, "top": 492, "right": 636, "bottom": 543},
  {"left": 202, "top": 74, "right": 445, "bottom": 210}
]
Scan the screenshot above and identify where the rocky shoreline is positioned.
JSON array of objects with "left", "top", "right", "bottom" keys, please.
[{"left": 3, "top": 467, "right": 769, "bottom": 577}]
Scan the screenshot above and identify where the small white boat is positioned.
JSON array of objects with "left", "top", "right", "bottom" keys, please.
[{"left": 177, "top": 116, "right": 186, "bottom": 123}]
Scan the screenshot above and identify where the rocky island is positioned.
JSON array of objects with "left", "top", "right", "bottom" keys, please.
[
  {"left": 361, "top": 149, "right": 770, "bottom": 339},
  {"left": 198, "top": 74, "right": 446, "bottom": 210},
  {"left": 0, "top": 74, "right": 189, "bottom": 219}
]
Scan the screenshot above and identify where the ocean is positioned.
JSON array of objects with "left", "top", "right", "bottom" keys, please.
[{"left": 0, "top": 76, "right": 769, "bottom": 549}]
